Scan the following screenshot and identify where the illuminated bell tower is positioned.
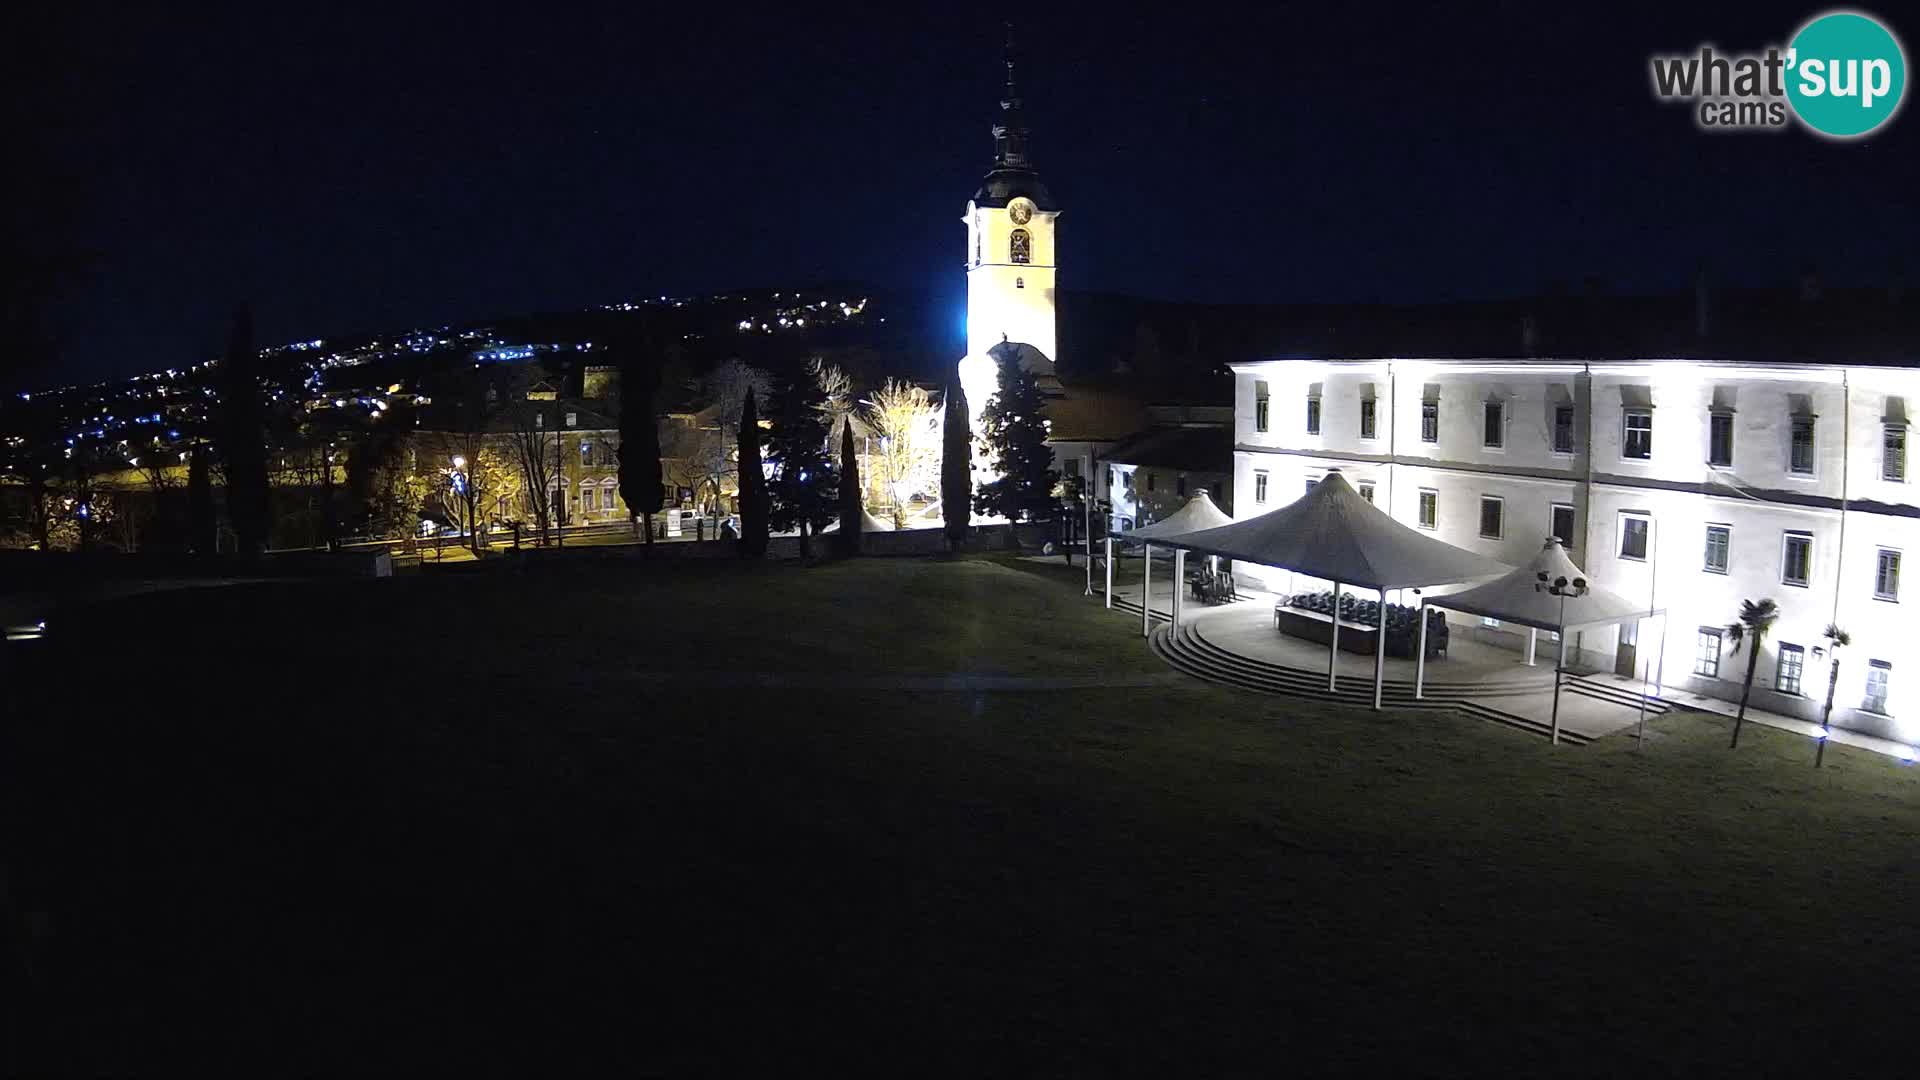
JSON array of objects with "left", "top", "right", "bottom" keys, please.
[{"left": 958, "top": 37, "right": 1060, "bottom": 427}]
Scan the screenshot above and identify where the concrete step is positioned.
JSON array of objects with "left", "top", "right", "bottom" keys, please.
[
  {"left": 1566, "top": 675, "right": 1672, "bottom": 714},
  {"left": 1151, "top": 624, "right": 1593, "bottom": 745}
]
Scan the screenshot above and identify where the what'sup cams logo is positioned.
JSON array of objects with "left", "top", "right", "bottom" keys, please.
[{"left": 1650, "top": 9, "right": 1906, "bottom": 138}]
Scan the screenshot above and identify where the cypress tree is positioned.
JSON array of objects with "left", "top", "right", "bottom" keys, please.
[
  {"left": 217, "top": 306, "right": 272, "bottom": 556},
  {"left": 618, "top": 357, "right": 665, "bottom": 549},
  {"left": 974, "top": 348, "right": 1058, "bottom": 524},
  {"left": 187, "top": 442, "right": 215, "bottom": 554},
  {"left": 940, "top": 383, "right": 971, "bottom": 552},
  {"left": 736, "top": 388, "right": 769, "bottom": 558},
  {"left": 836, "top": 422, "right": 861, "bottom": 557}
]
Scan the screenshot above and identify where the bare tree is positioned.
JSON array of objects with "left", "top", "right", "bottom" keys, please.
[
  {"left": 505, "top": 395, "right": 557, "bottom": 545},
  {"left": 809, "top": 357, "right": 855, "bottom": 444},
  {"left": 691, "top": 359, "right": 771, "bottom": 516},
  {"left": 863, "top": 378, "right": 940, "bottom": 529}
]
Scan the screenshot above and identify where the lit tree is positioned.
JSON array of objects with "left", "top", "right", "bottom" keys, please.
[
  {"left": 809, "top": 357, "right": 855, "bottom": 445},
  {"left": 940, "top": 383, "right": 971, "bottom": 552},
  {"left": 766, "top": 372, "right": 837, "bottom": 559},
  {"left": 1816, "top": 622, "right": 1851, "bottom": 767},
  {"left": 504, "top": 377, "right": 557, "bottom": 545},
  {"left": 1724, "top": 597, "right": 1781, "bottom": 749},
  {"left": 736, "top": 388, "right": 769, "bottom": 558},
  {"left": 862, "top": 378, "right": 940, "bottom": 529},
  {"left": 973, "top": 348, "right": 1057, "bottom": 524}
]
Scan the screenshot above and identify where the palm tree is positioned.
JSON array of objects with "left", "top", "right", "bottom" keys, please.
[
  {"left": 1816, "top": 622, "right": 1851, "bottom": 767},
  {"left": 1724, "top": 598, "right": 1780, "bottom": 749}
]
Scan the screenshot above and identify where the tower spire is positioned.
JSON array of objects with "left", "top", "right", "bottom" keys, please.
[{"left": 993, "top": 22, "right": 1031, "bottom": 169}]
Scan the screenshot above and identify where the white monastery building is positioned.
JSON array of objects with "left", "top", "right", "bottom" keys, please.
[{"left": 1231, "top": 357, "right": 1918, "bottom": 743}]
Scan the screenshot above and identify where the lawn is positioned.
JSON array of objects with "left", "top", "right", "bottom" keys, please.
[{"left": 4, "top": 554, "right": 1916, "bottom": 1074}]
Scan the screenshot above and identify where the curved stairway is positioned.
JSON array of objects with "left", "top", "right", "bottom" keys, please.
[{"left": 1149, "top": 621, "right": 1603, "bottom": 745}]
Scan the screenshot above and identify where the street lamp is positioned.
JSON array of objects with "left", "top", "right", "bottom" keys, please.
[{"left": 1535, "top": 570, "right": 1588, "bottom": 746}]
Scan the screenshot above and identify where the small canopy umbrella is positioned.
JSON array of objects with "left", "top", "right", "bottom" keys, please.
[
  {"left": 1422, "top": 538, "right": 1665, "bottom": 744},
  {"left": 1163, "top": 470, "right": 1509, "bottom": 709},
  {"left": 1115, "top": 489, "right": 1234, "bottom": 630},
  {"left": 822, "top": 508, "right": 898, "bottom": 534}
]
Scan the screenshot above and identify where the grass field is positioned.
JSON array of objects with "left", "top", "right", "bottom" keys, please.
[{"left": 5, "top": 554, "right": 1917, "bottom": 1073}]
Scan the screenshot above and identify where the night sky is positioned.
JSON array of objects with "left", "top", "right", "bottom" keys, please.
[{"left": 11, "top": 1, "right": 1915, "bottom": 387}]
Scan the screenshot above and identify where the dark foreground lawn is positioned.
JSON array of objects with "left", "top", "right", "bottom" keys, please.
[{"left": 4, "top": 555, "right": 1917, "bottom": 1074}]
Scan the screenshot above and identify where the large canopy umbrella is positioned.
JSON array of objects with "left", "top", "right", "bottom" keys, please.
[
  {"left": 1163, "top": 470, "right": 1509, "bottom": 709},
  {"left": 1114, "top": 489, "right": 1234, "bottom": 631},
  {"left": 1422, "top": 538, "right": 1665, "bottom": 744}
]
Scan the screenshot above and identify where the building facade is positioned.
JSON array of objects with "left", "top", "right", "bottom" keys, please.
[{"left": 1232, "top": 358, "right": 1917, "bottom": 743}]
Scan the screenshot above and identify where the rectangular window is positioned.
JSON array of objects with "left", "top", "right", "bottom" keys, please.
[
  {"left": 1482, "top": 401, "right": 1504, "bottom": 449},
  {"left": 1123, "top": 471, "right": 1135, "bottom": 492},
  {"left": 1790, "top": 416, "right": 1816, "bottom": 475},
  {"left": 1553, "top": 405, "right": 1575, "bottom": 454},
  {"left": 1254, "top": 471, "right": 1268, "bottom": 504},
  {"left": 581, "top": 487, "right": 596, "bottom": 511},
  {"left": 1360, "top": 398, "right": 1377, "bottom": 440},
  {"left": 1176, "top": 474, "right": 1187, "bottom": 496},
  {"left": 1421, "top": 401, "right": 1439, "bottom": 444},
  {"left": 580, "top": 441, "right": 594, "bottom": 467},
  {"left": 1776, "top": 643, "right": 1805, "bottom": 695},
  {"left": 1704, "top": 524, "right": 1731, "bottom": 574},
  {"left": 1782, "top": 531, "right": 1812, "bottom": 587},
  {"left": 1478, "top": 495, "right": 1504, "bottom": 539},
  {"left": 1709, "top": 412, "right": 1734, "bottom": 467},
  {"left": 1623, "top": 409, "right": 1653, "bottom": 460},
  {"left": 1619, "top": 513, "right": 1650, "bottom": 561},
  {"left": 1885, "top": 426, "right": 1907, "bottom": 482},
  {"left": 1358, "top": 481, "right": 1375, "bottom": 504},
  {"left": 565, "top": 411, "right": 578, "bottom": 428},
  {"left": 1418, "top": 488, "right": 1438, "bottom": 529},
  {"left": 1550, "top": 504, "right": 1576, "bottom": 549},
  {"left": 1481, "top": 616, "right": 1502, "bottom": 629},
  {"left": 1306, "top": 396, "right": 1322, "bottom": 436},
  {"left": 1304, "top": 474, "right": 1318, "bottom": 495},
  {"left": 1875, "top": 548, "right": 1901, "bottom": 601},
  {"left": 1864, "top": 660, "right": 1891, "bottom": 714},
  {"left": 1694, "top": 628, "right": 1722, "bottom": 678},
  {"left": 1255, "top": 382, "right": 1270, "bottom": 433}
]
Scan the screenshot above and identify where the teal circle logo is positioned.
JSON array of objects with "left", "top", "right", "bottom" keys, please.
[{"left": 1786, "top": 10, "right": 1907, "bottom": 138}]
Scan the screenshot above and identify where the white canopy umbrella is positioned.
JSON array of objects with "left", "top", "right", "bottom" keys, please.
[
  {"left": 822, "top": 509, "right": 898, "bottom": 534},
  {"left": 1423, "top": 538, "right": 1666, "bottom": 744},
  {"left": 1162, "top": 470, "right": 1509, "bottom": 709},
  {"left": 1114, "top": 490, "right": 1234, "bottom": 628}
]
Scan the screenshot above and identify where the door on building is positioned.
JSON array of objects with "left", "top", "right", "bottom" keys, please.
[{"left": 1614, "top": 620, "right": 1639, "bottom": 678}]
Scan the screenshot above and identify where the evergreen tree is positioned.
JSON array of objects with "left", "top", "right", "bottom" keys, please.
[
  {"left": 940, "top": 383, "right": 971, "bottom": 552},
  {"left": 736, "top": 388, "right": 770, "bottom": 558},
  {"left": 766, "top": 372, "right": 837, "bottom": 559},
  {"left": 973, "top": 348, "right": 1058, "bottom": 524},
  {"left": 187, "top": 442, "right": 215, "bottom": 554},
  {"left": 836, "top": 422, "right": 861, "bottom": 557},
  {"left": 618, "top": 357, "right": 665, "bottom": 548},
  {"left": 217, "top": 306, "right": 272, "bottom": 555}
]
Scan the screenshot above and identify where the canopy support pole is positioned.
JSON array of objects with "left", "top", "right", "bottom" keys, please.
[
  {"left": 1654, "top": 612, "right": 1668, "bottom": 697},
  {"left": 1526, "top": 628, "right": 1538, "bottom": 666},
  {"left": 1328, "top": 581, "right": 1341, "bottom": 692},
  {"left": 1171, "top": 549, "right": 1186, "bottom": 630},
  {"left": 1373, "top": 586, "right": 1387, "bottom": 710},
  {"left": 1551, "top": 632, "right": 1568, "bottom": 746},
  {"left": 1103, "top": 537, "right": 1113, "bottom": 609},
  {"left": 1415, "top": 603, "right": 1430, "bottom": 700},
  {"left": 1141, "top": 543, "right": 1152, "bottom": 637}
]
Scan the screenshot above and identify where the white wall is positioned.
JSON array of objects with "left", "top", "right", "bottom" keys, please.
[{"left": 1231, "top": 359, "right": 1920, "bottom": 744}]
